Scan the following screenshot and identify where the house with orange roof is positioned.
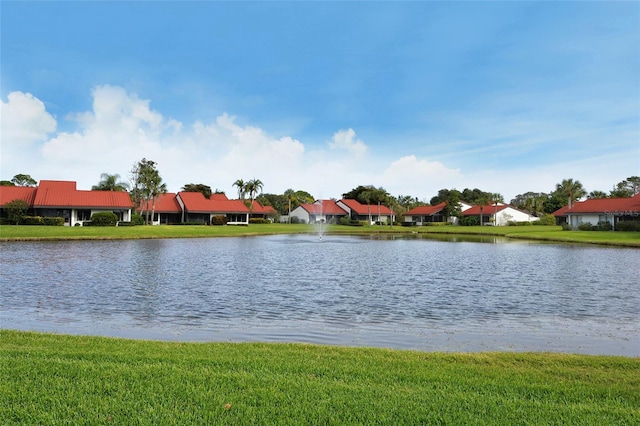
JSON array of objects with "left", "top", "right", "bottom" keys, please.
[
  {"left": 404, "top": 201, "right": 473, "bottom": 225},
  {"left": 336, "top": 199, "right": 395, "bottom": 225},
  {"left": 553, "top": 194, "right": 640, "bottom": 230},
  {"left": 249, "top": 200, "right": 278, "bottom": 221},
  {"left": 137, "top": 192, "right": 252, "bottom": 225},
  {"left": 290, "top": 200, "right": 348, "bottom": 224},
  {"left": 462, "top": 203, "right": 537, "bottom": 226},
  {"left": 0, "top": 180, "right": 133, "bottom": 226}
]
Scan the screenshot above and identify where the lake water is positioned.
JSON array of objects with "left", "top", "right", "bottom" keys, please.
[{"left": 1, "top": 234, "right": 638, "bottom": 355}]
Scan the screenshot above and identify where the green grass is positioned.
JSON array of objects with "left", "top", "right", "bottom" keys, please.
[
  {"left": 1, "top": 330, "right": 638, "bottom": 425},
  {"left": 1, "top": 223, "right": 639, "bottom": 246}
]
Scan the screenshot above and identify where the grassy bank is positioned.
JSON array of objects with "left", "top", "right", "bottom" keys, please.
[
  {"left": 1, "top": 331, "right": 638, "bottom": 425},
  {"left": 1, "top": 223, "right": 639, "bottom": 246}
]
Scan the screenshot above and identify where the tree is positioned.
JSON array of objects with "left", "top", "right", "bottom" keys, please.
[
  {"left": 587, "top": 191, "right": 608, "bottom": 199},
  {"left": 1, "top": 181, "right": 15, "bottom": 186},
  {"left": 476, "top": 194, "right": 491, "bottom": 226},
  {"left": 441, "top": 190, "right": 462, "bottom": 222},
  {"left": 131, "top": 158, "right": 167, "bottom": 225},
  {"left": 245, "top": 178, "right": 264, "bottom": 208},
  {"left": 490, "top": 193, "right": 504, "bottom": 226},
  {"left": 10, "top": 174, "right": 37, "bottom": 187},
  {"left": 92, "top": 173, "right": 129, "bottom": 191},
  {"left": 233, "top": 179, "right": 246, "bottom": 200},
  {"left": 610, "top": 176, "right": 640, "bottom": 198},
  {"left": 5, "top": 199, "right": 30, "bottom": 224},
  {"left": 342, "top": 185, "right": 391, "bottom": 206},
  {"left": 182, "top": 183, "right": 212, "bottom": 199},
  {"left": 554, "top": 178, "right": 587, "bottom": 208},
  {"left": 284, "top": 189, "right": 297, "bottom": 221}
]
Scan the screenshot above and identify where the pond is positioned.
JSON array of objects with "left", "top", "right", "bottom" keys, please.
[{"left": 1, "top": 234, "right": 638, "bottom": 355}]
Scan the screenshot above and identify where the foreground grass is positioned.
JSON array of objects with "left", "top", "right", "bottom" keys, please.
[
  {"left": 1, "top": 331, "right": 638, "bottom": 425},
  {"left": 1, "top": 223, "right": 639, "bottom": 246}
]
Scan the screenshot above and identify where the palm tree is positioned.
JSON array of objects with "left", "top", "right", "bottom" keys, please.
[
  {"left": 233, "top": 179, "right": 246, "bottom": 200},
  {"left": 555, "top": 179, "right": 587, "bottom": 208},
  {"left": 476, "top": 195, "right": 490, "bottom": 226},
  {"left": 92, "top": 173, "right": 129, "bottom": 191},
  {"left": 245, "top": 179, "right": 264, "bottom": 210},
  {"left": 491, "top": 193, "right": 504, "bottom": 226},
  {"left": 284, "top": 189, "right": 297, "bottom": 223}
]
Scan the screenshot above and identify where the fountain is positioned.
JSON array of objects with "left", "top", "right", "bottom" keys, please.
[{"left": 313, "top": 200, "right": 327, "bottom": 240}]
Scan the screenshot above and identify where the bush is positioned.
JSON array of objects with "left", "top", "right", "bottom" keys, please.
[
  {"left": 290, "top": 217, "right": 304, "bottom": 224},
  {"left": 42, "top": 217, "right": 64, "bottom": 226},
  {"left": 131, "top": 214, "right": 145, "bottom": 226},
  {"left": 4, "top": 199, "right": 30, "bottom": 224},
  {"left": 23, "top": 216, "right": 44, "bottom": 225},
  {"left": 250, "top": 218, "right": 269, "bottom": 224},
  {"left": 116, "top": 221, "right": 135, "bottom": 227},
  {"left": 615, "top": 220, "right": 640, "bottom": 232},
  {"left": 460, "top": 216, "right": 479, "bottom": 226},
  {"left": 424, "top": 222, "right": 452, "bottom": 226},
  {"left": 577, "top": 223, "right": 594, "bottom": 231},
  {"left": 90, "top": 212, "right": 118, "bottom": 226},
  {"left": 535, "top": 214, "right": 557, "bottom": 226},
  {"left": 211, "top": 215, "right": 228, "bottom": 226},
  {"left": 507, "top": 221, "right": 533, "bottom": 226},
  {"left": 596, "top": 221, "right": 613, "bottom": 231}
]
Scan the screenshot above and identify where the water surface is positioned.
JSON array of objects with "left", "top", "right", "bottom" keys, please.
[{"left": 1, "top": 235, "right": 638, "bottom": 355}]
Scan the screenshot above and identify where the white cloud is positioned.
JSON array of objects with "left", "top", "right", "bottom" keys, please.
[
  {"left": 1, "top": 91, "right": 57, "bottom": 145},
  {"left": 328, "top": 128, "right": 368, "bottom": 157},
  {"left": 5, "top": 85, "right": 630, "bottom": 204}
]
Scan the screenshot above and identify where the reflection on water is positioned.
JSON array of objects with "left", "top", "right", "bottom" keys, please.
[{"left": 1, "top": 234, "right": 638, "bottom": 355}]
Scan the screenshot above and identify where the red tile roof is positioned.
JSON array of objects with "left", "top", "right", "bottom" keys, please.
[
  {"left": 33, "top": 180, "right": 132, "bottom": 209},
  {"left": 250, "top": 200, "right": 277, "bottom": 215},
  {"left": 462, "top": 204, "right": 510, "bottom": 216},
  {"left": 553, "top": 194, "right": 640, "bottom": 216},
  {"left": 301, "top": 200, "right": 348, "bottom": 215},
  {"left": 0, "top": 186, "right": 37, "bottom": 206},
  {"left": 178, "top": 192, "right": 250, "bottom": 213},
  {"left": 140, "top": 193, "right": 182, "bottom": 213},
  {"left": 405, "top": 202, "right": 446, "bottom": 216},
  {"left": 339, "top": 199, "right": 395, "bottom": 215}
]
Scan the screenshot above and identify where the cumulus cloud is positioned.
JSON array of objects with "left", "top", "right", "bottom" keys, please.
[
  {"left": 328, "top": 128, "right": 367, "bottom": 157},
  {"left": 1, "top": 91, "right": 57, "bottom": 145},
  {"left": 1, "top": 85, "right": 475, "bottom": 201}
]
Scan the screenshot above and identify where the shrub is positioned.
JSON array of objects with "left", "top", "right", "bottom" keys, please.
[
  {"left": 578, "top": 223, "right": 594, "bottom": 231},
  {"left": 508, "top": 221, "right": 533, "bottom": 226},
  {"left": 211, "top": 215, "right": 228, "bottom": 226},
  {"left": 90, "top": 212, "right": 118, "bottom": 226},
  {"left": 460, "top": 216, "right": 479, "bottom": 226},
  {"left": 131, "top": 214, "right": 145, "bottom": 226},
  {"left": 42, "top": 217, "right": 64, "bottom": 226},
  {"left": 4, "top": 199, "right": 30, "bottom": 224},
  {"left": 290, "top": 217, "right": 304, "bottom": 224},
  {"left": 596, "top": 221, "right": 613, "bottom": 231},
  {"left": 424, "top": 222, "right": 453, "bottom": 226},
  {"left": 117, "top": 221, "right": 135, "bottom": 227},
  {"left": 23, "top": 216, "right": 44, "bottom": 225},
  {"left": 250, "top": 218, "right": 269, "bottom": 224},
  {"left": 536, "top": 214, "right": 557, "bottom": 226},
  {"left": 615, "top": 220, "right": 640, "bottom": 232}
]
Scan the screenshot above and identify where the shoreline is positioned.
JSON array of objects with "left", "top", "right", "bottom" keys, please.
[{"left": 1, "top": 224, "right": 639, "bottom": 247}]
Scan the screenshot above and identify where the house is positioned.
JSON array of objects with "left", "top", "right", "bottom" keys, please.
[
  {"left": 404, "top": 201, "right": 473, "bottom": 225},
  {"left": 404, "top": 202, "right": 447, "bottom": 225},
  {"left": 553, "top": 194, "right": 640, "bottom": 230},
  {"left": 249, "top": 200, "right": 278, "bottom": 221},
  {"left": 0, "top": 180, "right": 133, "bottom": 226},
  {"left": 462, "top": 203, "right": 538, "bottom": 226},
  {"left": 336, "top": 199, "right": 395, "bottom": 224},
  {"left": 290, "top": 200, "right": 348, "bottom": 224},
  {"left": 139, "top": 193, "right": 182, "bottom": 225}
]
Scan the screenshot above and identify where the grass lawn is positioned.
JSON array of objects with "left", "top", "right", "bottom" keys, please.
[
  {"left": 2, "top": 330, "right": 638, "bottom": 425},
  {"left": 1, "top": 223, "right": 639, "bottom": 246}
]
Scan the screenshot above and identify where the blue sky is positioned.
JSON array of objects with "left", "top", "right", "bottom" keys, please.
[{"left": 2, "top": 1, "right": 638, "bottom": 202}]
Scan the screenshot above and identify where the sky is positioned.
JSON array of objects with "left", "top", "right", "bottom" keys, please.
[{"left": 1, "top": 1, "right": 639, "bottom": 203}]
